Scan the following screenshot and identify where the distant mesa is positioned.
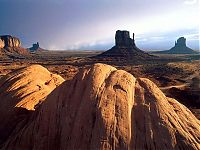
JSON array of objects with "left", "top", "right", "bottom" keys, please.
[
  {"left": 28, "top": 42, "right": 45, "bottom": 52},
  {"left": 29, "top": 42, "right": 39, "bottom": 51},
  {"left": 0, "top": 35, "right": 29, "bottom": 56},
  {"left": 154, "top": 37, "right": 198, "bottom": 54},
  {"left": 96, "top": 30, "right": 153, "bottom": 60}
]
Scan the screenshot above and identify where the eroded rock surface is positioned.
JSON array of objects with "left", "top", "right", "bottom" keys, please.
[
  {"left": 0, "top": 39, "right": 5, "bottom": 48},
  {"left": 0, "top": 35, "right": 29, "bottom": 56},
  {"left": 0, "top": 35, "right": 21, "bottom": 48},
  {"left": 1, "top": 63, "right": 200, "bottom": 150},
  {"left": 0, "top": 65, "right": 64, "bottom": 145}
]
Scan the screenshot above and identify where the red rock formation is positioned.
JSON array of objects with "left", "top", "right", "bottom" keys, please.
[
  {"left": 1, "top": 64, "right": 200, "bottom": 150},
  {"left": 0, "top": 35, "right": 29, "bottom": 56},
  {"left": 0, "top": 35, "right": 21, "bottom": 48},
  {"left": 0, "top": 65, "right": 64, "bottom": 145}
]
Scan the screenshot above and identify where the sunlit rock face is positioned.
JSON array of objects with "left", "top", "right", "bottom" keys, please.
[
  {"left": 0, "top": 35, "right": 30, "bottom": 56},
  {"left": 0, "top": 65, "right": 64, "bottom": 145},
  {"left": 1, "top": 63, "right": 200, "bottom": 150},
  {"left": 0, "top": 39, "right": 5, "bottom": 48},
  {"left": 0, "top": 35, "right": 21, "bottom": 48}
]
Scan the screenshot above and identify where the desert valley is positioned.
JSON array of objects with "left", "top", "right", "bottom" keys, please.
[
  {"left": 0, "top": 0, "right": 200, "bottom": 149},
  {"left": 0, "top": 30, "right": 199, "bottom": 149}
]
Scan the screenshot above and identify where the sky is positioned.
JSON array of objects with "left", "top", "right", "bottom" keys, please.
[{"left": 0, "top": 0, "right": 199, "bottom": 51}]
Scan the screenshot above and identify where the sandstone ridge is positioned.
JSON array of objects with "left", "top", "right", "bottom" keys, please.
[{"left": 1, "top": 63, "right": 200, "bottom": 150}]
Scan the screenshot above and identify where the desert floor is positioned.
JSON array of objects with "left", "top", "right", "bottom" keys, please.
[{"left": 0, "top": 51, "right": 199, "bottom": 119}]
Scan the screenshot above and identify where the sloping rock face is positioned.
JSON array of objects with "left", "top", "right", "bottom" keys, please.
[
  {"left": 1, "top": 63, "right": 200, "bottom": 150},
  {"left": 0, "top": 65, "right": 64, "bottom": 145},
  {"left": 96, "top": 30, "right": 153, "bottom": 60},
  {"left": 154, "top": 37, "right": 198, "bottom": 54}
]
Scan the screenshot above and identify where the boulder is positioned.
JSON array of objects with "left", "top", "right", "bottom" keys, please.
[
  {"left": 0, "top": 65, "right": 64, "bottom": 145},
  {"left": 1, "top": 63, "right": 200, "bottom": 150}
]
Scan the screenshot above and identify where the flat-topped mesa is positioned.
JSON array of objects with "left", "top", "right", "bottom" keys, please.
[
  {"left": 115, "top": 30, "right": 135, "bottom": 47},
  {"left": 0, "top": 35, "right": 21, "bottom": 48}
]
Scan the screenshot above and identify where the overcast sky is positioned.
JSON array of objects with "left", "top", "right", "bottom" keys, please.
[{"left": 0, "top": 0, "right": 199, "bottom": 50}]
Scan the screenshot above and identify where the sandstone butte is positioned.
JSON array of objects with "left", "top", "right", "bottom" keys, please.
[
  {"left": 0, "top": 63, "right": 200, "bottom": 150},
  {"left": 0, "top": 35, "right": 29, "bottom": 56}
]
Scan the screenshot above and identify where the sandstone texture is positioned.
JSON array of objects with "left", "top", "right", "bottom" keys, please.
[
  {"left": 0, "top": 39, "right": 5, "bottom": 48},
  {"left": 96, "top": 30, "right": 153, "bottom": 59},
  {"left": 1, "top": 63, "right": 199, "bottom": 150},
  {"left": 0, "top": 35, "right": 29, "bottom": 56},
  {"left": 0, "top": 65, "right": 64, "bottom": 145},
  {"left": 0, "top": 35, "right": 21, "bottom": 48}
]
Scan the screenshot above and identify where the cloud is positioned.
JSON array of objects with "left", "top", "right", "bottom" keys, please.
[
  {"left": 0, "top": 0, "right": 199, "bottom": 50},
  {"left": 184, "top": 0, "right": 198, "bottom": 5}
]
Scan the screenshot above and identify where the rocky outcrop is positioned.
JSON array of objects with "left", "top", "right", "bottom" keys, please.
[
  {"left": 0, "top": 35, "right": 29, "bottom": 56},
  {"left": 0, "top": 65, "right": 64, "bottom": 145},
  {"left": 153, "top": 37, "right": 198, "bottom": 54},
  {"left": 0, "top": 35, "right": 21, "bottom": 48},
  {"left": 96, "top": 30, "right": 153, "bottom": 60},
  {"left": 28, "top": 42, "right": 44, "bottom": 52},
  {"left": 1, "top": 63, "right": 200, "bottom": 150}
]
